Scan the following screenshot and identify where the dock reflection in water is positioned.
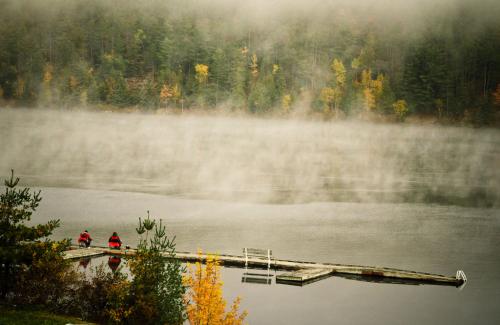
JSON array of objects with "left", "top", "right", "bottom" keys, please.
[{"left": 78, "top": 257, "right": 91, "bottom": 270}]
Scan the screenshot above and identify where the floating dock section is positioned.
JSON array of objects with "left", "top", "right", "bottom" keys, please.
[
  {"left": 277, "top": 268, "right": 333, "bottom": 286},
  {"left": 64, "top": 246, "right": 466, "bottom": 287}
]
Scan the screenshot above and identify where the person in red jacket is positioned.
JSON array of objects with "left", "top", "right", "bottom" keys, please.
[
  {"left": 78, "top": 230, "right": 92, "bottom": 248},
  {"left": 108, "top": 232, "right": 122, "bottom": 249}
]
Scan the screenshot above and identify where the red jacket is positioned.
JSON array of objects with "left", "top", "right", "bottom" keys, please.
[
  {"left": 108, "top": 235, "right": 122, "bottom": 248},
  {"left": 78, "top": 232, "right": 92, "bottom": 242}
]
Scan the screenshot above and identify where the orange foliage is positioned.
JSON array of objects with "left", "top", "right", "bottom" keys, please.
[
  {"left": 493, "top": 84, "right": 500, "bottom": 107},
  {"left": 15, "top": 77, "right": 25, "bottom": 98},
  {"left": 160, "top": 83, "right": 181, "bottom": 105},
  {"left": 43, "top": 64, "right": 53, "bottom": 83},
  {"left": 69, "top": 75, "right": 79, "bottom": 90},
  {"left": 160, "top": 84, "right": 172, "bottom": 101},
  {"left": 183, "top": 251, "right": 247, "bottom": 325}
]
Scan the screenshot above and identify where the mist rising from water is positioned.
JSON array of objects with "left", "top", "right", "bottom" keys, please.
[{"left": 0, "top": 108, "right": 498, "bottom": 207}]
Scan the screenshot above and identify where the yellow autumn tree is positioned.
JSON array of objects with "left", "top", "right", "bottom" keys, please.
[
  {"left": 331, "top": 59, "right": 346, "bottom": 87},
  {"left": 195, "top": 64, "right": 209, "bottom": 84},
  {"left": 360, "top": 69, "right": 384, "bottom": 111},
  {"left": 282, "top": 94, "right": 292, "bottom": 113},
  {"left": 171, "top": 83, "right": 182, "bottom": 102},
  {"left": 184, "top": 252, "right": 247, "bottom": 325},
  {"left": 250, "top": 54, "right": 259, "bottom": 79},
  {"left": 330, "top": 58, "right": 346, "bottom": 113},
  {"left": 320, "top": 87, "right": 335, "bottom": 113},
  {"left": 272, "top": 64, "right": 280, "bottom": 75},
  {"left": 351, "top": 57, "right": 361, "bottom": 70},
  {"left": 392, "top": 99, "right": 409, "bottom": 121},
  {"left": 40, "top": 64, "right": 54, "bottom": 104},
  {"left": 372, "top": 73, "right": 384, "bottom": 97}
]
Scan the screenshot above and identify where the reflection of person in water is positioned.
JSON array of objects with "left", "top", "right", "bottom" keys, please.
[
  {"left": 108, "top": 255, "right": 121, "bottom": 272},
  {"left": 79, "top": 257, "right": 91, "bottom": 269}
]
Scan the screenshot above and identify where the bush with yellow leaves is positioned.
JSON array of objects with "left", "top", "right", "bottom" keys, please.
[{"left": 184, "top": 252, "right": 247, "bottom": 325}]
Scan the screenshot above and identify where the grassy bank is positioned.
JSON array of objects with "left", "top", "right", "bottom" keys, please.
[{"left": 0, "top": 305, "right": 94, "bottom": 325}]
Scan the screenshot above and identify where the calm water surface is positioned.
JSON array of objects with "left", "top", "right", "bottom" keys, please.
[{"left": 34, "top": 187, "right": 500, "bottom": 325}]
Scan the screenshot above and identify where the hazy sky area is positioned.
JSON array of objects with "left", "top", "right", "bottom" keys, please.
[
  {"left": 4, "top": 0, "right": 498, "bottom": 63},
  {"left": 5, "top": 0, "right": 499, "bottom": 27},
  {"left": 151, "top": 0, "right": 500, "bottom": 24}
]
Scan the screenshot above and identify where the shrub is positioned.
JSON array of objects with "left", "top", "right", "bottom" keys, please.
[
  {"left": 75, "top": 264, "right": 131, "bottom": 323},
  {"left": 393, "top": 99, "right": 409, "bottom": 121}
]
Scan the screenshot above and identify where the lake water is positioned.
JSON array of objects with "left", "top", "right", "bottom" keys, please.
[{"left": 1, "top": 108, "right": 499, "bottom": 324}]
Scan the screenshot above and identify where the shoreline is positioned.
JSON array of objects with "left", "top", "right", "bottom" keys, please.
[{"left": 1, "top": 103, "right": 499, "bottom": 128}]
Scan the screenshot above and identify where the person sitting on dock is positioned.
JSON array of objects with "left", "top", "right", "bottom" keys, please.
[
  {"left": 108, "top": 232, "right": 122, "bottom": 249},
  {"left": 78, "top": 230, "right": 92, "bottom": 248}
]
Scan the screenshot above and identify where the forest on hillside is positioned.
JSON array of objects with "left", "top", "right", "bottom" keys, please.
[{"left": 0, "top": 0, "right": 499, "bottom": 123}]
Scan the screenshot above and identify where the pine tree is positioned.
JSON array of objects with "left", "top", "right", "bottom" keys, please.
[
  {"left": 127, "top": 212, "right": 186, "bottom": 324},
  {"left": 0, "top": 170, "right": 66, "bottom": 299}
]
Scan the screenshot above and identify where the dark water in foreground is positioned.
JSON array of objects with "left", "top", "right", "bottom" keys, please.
[{"left": 32, "top": 187, "right": 500, "bottom": 325}]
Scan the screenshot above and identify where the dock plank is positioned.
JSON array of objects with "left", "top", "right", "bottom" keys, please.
[
  {"left": 64, "top": 246, "right": 465, "bottom": 286},
  {"left": 63, "top": 247, "right": 106, "bottom": 260}
]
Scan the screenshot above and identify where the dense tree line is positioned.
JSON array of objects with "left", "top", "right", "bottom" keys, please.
[{"left": 0, "top": 0, "right": 499, "bottom": 122}]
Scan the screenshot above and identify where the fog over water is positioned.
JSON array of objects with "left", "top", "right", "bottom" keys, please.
[{"left": 0, "top": 108, "right": 498, "bottom": 207}]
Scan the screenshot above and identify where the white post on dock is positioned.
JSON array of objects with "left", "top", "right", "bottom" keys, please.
[{"left": 244, "top": 247, "right": 248, "bottom": 267}]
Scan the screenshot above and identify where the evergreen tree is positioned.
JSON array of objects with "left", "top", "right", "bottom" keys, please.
[
  {"left": 0, "top": 170, "right": 67, "bottom": 300},
  {"left": 127, "top": 211, "right": 186, "bottom": 324}
]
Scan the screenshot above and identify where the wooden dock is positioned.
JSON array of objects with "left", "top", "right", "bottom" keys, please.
[
  {"left": 64, "top": 246, "right": 466, "bottom": 287},
  {"left": 63, "top": 247, "right": 106, "bottom": 260},
  {"left": 276, "top": 269, "right": 333, "bottom": 286}
]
